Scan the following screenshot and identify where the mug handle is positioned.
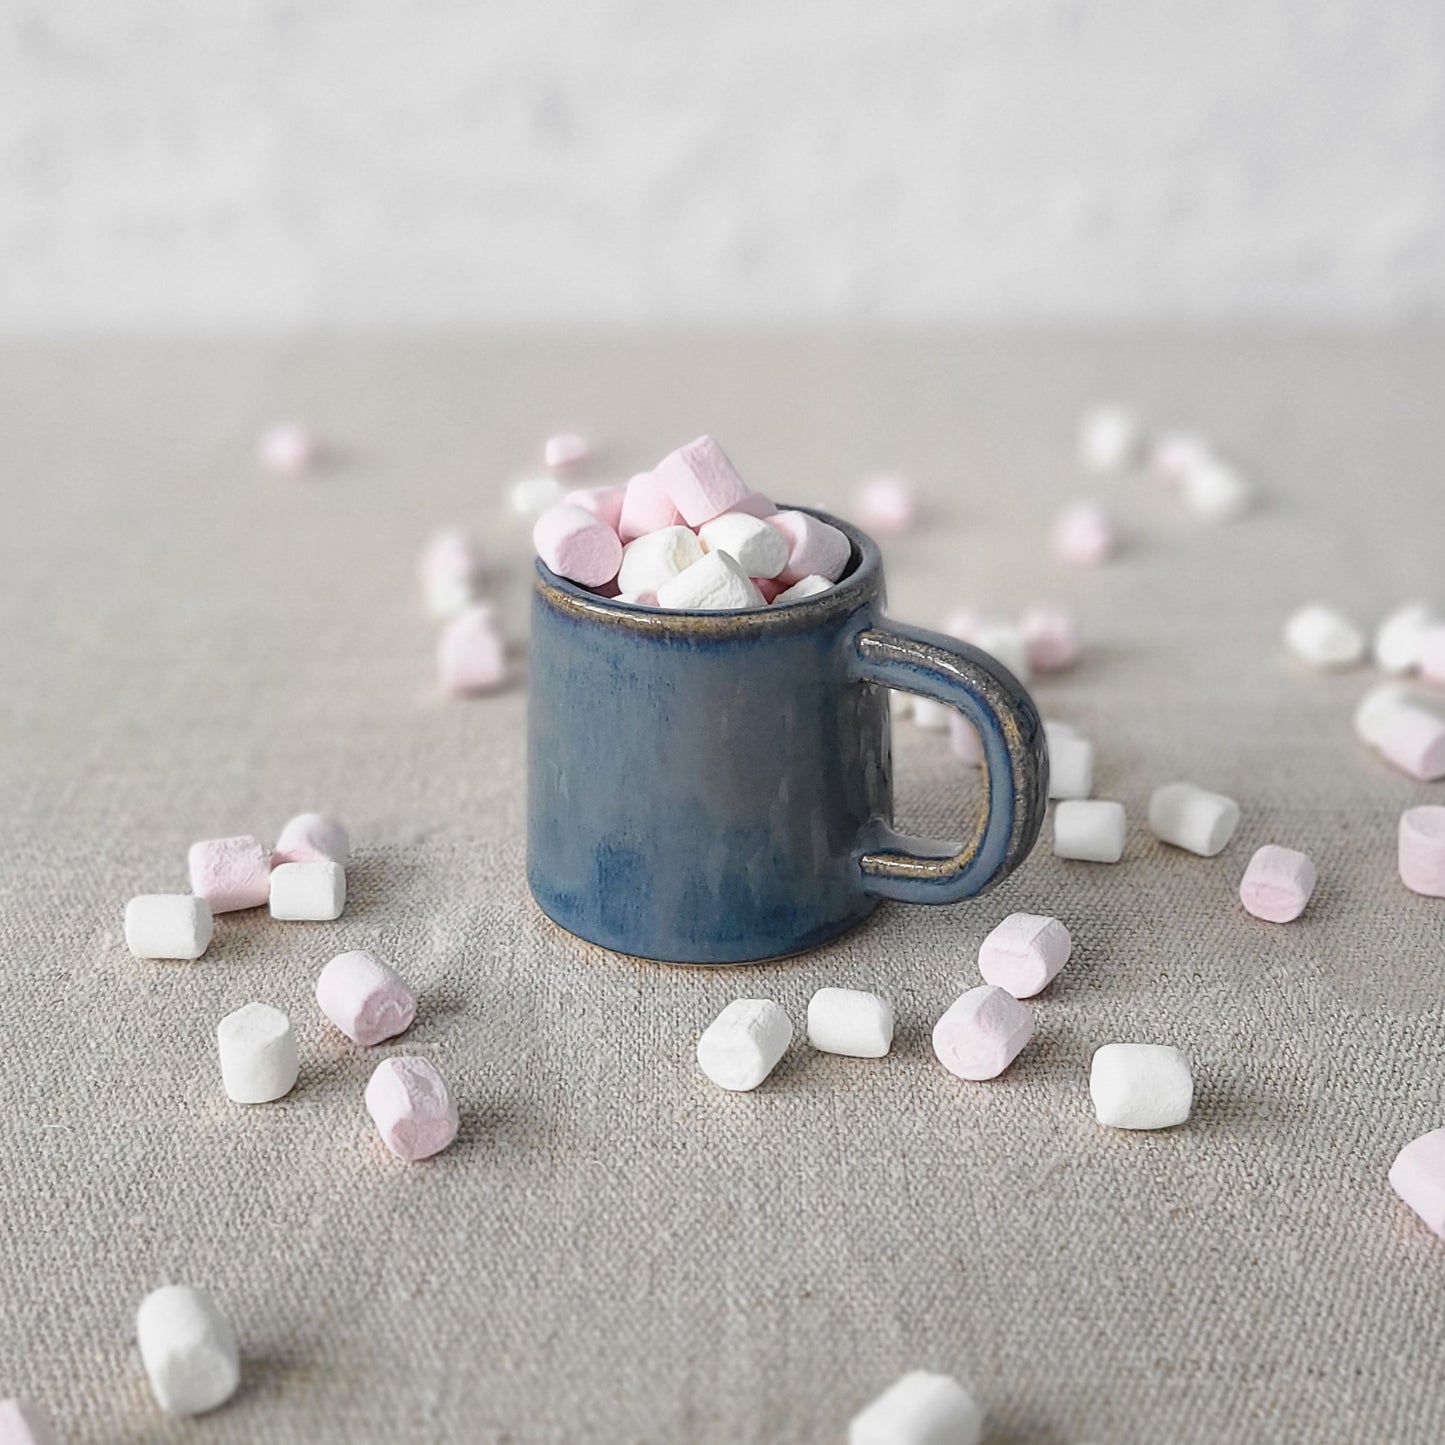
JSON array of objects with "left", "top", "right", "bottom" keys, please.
[{"left": 848, "top": 620, "right": 1049, "bottom": 904}]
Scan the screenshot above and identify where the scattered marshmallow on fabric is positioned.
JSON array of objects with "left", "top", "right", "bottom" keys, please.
[
  {"left": 807, "top": 988, "right": 894, "bottom": 1058},
  {"left": 1053, "top": 800, "right": 1126, "bottom": 863},
  {"left": 1148, "top": 430, "right": 1214, "bottom": 487},
  {"left": 136, "top": 1284, "right": 240, "bottom": 1416},
  {"left": 216, "top": 1002, "right": 298, "bottom": 1104},
  {"left": 1021, "top": 606, "right": 1080, "bottom": 672},
  {"left": 698, "top": 512, "right": 789, "bottom": 579},
  {"left": 124, "top": 895, "right": 213, "bottom": 961},
  {"left": 1046, "top": 726, "right": 1094, "bottom": 802},
  {"left": 1180, "top": 457, "right": 1253, "bottom": 521},
  {"left": 187, "top": 835, "right": 270, "bottom": 914},
  {"left": 1239, "top": 844, "right": 1317, "bottom": 922},
  {"left": 1284, "top": 604, "right": 1366, "bottom": 670},
  {"left": 544, "top": 432, "right": 589, "bottom": 470},
  {"left": 269, "top": 860, "right": 346, "bottom": 921},
  {"left": 655, "top": 550, "right": 765, "bottom": 611},
  {"left": 978, "top": 913, "right": 1072, "bottom": 999},
  {"left": 768, "top": 509, "right": 852, "bottom": 586},
  {"left": 563, "top": 485, "right": 627, "bottom": 534},
  {"left": 366, "top": 1056, "right": 460, "bottom": 1161},
  {"left": 1050, "top": 501, "right": 1115, "bottom": 567},
  {"left": 653, "top": 435, "right": 751, "bottom": 527},
  {"left": 508, "top": 475, "right": 565, "bottom": 517},
  {"left": 848, "top": 1370, "right": 984, "bottom": 1445},
  {"left": 773, "top": 574, "right": 832, "bottom": 604},
  {"left": 1090, "top": 1043, "right": 1193, "bottom": 1130},
  {"left": 1420, "top": 623, "right": 1445, "bottom": 687},
  {"left": 1078, "top": 404, "right": 1142, "bottom": 474},
  {"left": 273, "top": 812, "right": 349, "bottom": 867},
  {"left": 317, "top": 950, "right": 417, "bottom": 1045},
  {"left": 1148, "top": 782, "right": 1241, "bottom": 857},
  {"left": 949, "top": 711, "right": 983, "bottom": 765},
  {"left": 437, "top": 605, "right": 507, "bottom": 697},
  {"left": 532, "top": 503, "right": 623, "bottom": 588},
  {"left": 854, "top": 474, "right": 916, "bottom": 535},
  {"left": 932, "top": 985, "right": 1033, "bottom": 1081},
  {"left": 697, "top": 999, "right": 793, "bottom": 1091},
  {"left": 257, "top": 422, "right": 317, "bottom": 476},
  {"left": 1390, "top": 1128, "right": 1445, "bottom": 1238},
  {"left": 971, "top": 621, "right": 1030, "bottom": 685},
  {"left": 1374, "top": 602, "right": 1437, "bottom": 676},
  {"left": 419, "top": 530, "right": 484, "bottom": 619},
  {"left": 0, "top": 1400, "right": 57, "bottom": 1444},
  {"left": 1354, "top": 682, "right": 1417, "bottom": 746},
  {"left": 617, "top": 525, "right": 704, "bottom": 596},
  {"left": 1375, "top": 703, "right": 1445, "bottom": 782},
  {"left": 1399, "top": 805, "right": 1445, "bottom": 898}
]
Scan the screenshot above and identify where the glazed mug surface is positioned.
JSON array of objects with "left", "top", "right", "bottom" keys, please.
[{"left": 527, "top": 509, "right": 1048, "bottom": 964}]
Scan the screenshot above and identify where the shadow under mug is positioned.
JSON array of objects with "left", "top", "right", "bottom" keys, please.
[{"left": 527, "top": 509, "right": 1048, "bottom": 964}]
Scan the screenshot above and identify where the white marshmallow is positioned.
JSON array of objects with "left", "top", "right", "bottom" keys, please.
[
  {"left": 698, "top": 512, "right": 789, "bottom": 579},
  {"left": 1181, "top": 458, "right": 1253, "bottom": 521},
  {"left": 1354, "top": 682, "right": 1417, "bottom": 746},
  {"left": 1078, "top": 404, "right": 1142, "bottom": 474},
  {"left": 806, "top": 988, "right": 894, "bottom": 1058},
  {"left": 773, "top": 574, "right": 832, "bottom": 604},
  {"left": 911, "top": 697, "right": 952, "bottom": 732},
  {"left": 656, "top": 550, "right": 765, "bottom": 611},
  {"left": 124, "top": 895, "right": 213, "bottom": 961},
  {"left": 1284, "top": 604, "right": 1366, "bottom": 670},
  {"left": 970, "top": 622, "right": 1031, "bottom": 685},
  {"left": 269, "top": 860, "right": 346, "bottom": 921},
  {"left": 848, "top": 1370, "right": 984, "bottom": 1445},
  {"left": 1148, "top": 781, "right": 1240, "bottom": 857},
  {"left": 1090, "top": 1043, "right": 1193, "bottom": 1130},
  {"left": 508, "top": 475, "right": 564, "bottom": 516},
  {"left": 697, "top": 999, "right": 792, "bottom": 1091},
  {"left": 1046, "top": 731, "right": 1094, "bottom": 801},
  {"left": 616, "top": 525, "right": 704, "bottom": 596},
  {"left": 1053, "top": 800, "right": 1126, "bottom": 863},
  {"left": 1374, "top": 602, "right": 1437, "bottom": 675},
  {"left": 217, "top": 1002, "right": 299, "bottom": 1104},
  {"left": 136, "top": 1284, "right": 240, "bottom": 1415}
]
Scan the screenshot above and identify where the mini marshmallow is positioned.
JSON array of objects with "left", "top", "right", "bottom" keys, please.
[
  {"left": 855, "top": 474, "right": 916, "bottom": 535},
  {"left": 1181, "top": 457, "right": 1253, "bottom": 521},
  {"left": 1050, "top": 501, "right": 1114, "bottom": 567},
  {"left": 365, "top": 1056, "right": 459, "bottom": 1161},
  {"left": 697, "top": 999, "right": 793, "bottom": 1091},
  {"left": 544, "top": 432, "right": 589, "bottom": 469},
  {"left": 1284, "top": 604, "right": 1366, "bottom": 670},
  {"left": 949, "top": 712, "right": 983, "bottom": 765},
  {"left": 124, "top": 895, "right": 213, "bottom": 961},
  {"left": 1390, "top": 1128, "right": 1445, "bottom": 1238},
  {"left": 217, "top": 1002, "right": 298, "bottom": 1104},
  {"left": 1354, "top": 681, "right": 1416, "bottom": 746},
  {"left": 187, "top": 835, "right": 270, "bottom": 913},
  {"left": 257, "top": 422, "right": 317, "bottom": 476},
  {"left": 269, "top": 860, "right": 346, "bottom": 921},
  {"left": 0, "top": 1400, "right": 57, "bottom": 1444},
  {"left": 508, "top": 475, "right": 565, "bottom": 516},
  {"left": 1374, "top": 602, "right": 1436, "bottom": 675},
  {"left": 731, "top": 489, "right": 777, "bottom": 519},
  {"left": 768, "top": 510, "right": 852, "bottom": 585},
  {"left": 617, "top": 471, "right": 684, "bottom": 541},
  {"left": 1047, "top": 731, "right": 1094, "bottom": 801},
  {"left": 654, "top": 435, "right": 750, "bottom": 526},
  {"left": 419, "top": 529, "right": 484, "bottom": 619},
  {"left": 699, "top": 512, "right": 790, "bottom": 579},
  {"left": 1149, "top": 430, "right": 1214, "bottom": 487},
  {"left": 1079, "top": 404, "right": 1142, "bottom": 473},
  {"left": 1021, "top": 606, "right": 1081, "bottom": 672},
  {"left": 848, "top": 1371, "right": 984, "bottom": 1445},
  {"left": 1376, "top": 703, "right": 1445, "bottom": 781},
  {"left": 807, "top": 987, "right": 894, "bottom": 1058},
  {"left": 754, "top": 577, "right": 784, "bottom": 603},
  {"left": 317, "top": 950, "right": 417, "bottom": 1045},
  {"left": 932, "top": 985, "right": 1033, "bottom": 1081},
  {"left": 437, "top": 604, "right": 507, "bottom": 696},
  {"left": 1091, "top": 1043, "right": 1193, "bottom": 1129},
  {"left": 1053, "top": 800, "right": 1126, "bottom": 863},
  {"left": 1399, "top": 805, "right": 1445, "bottom": 897},
  {"left": 1148, "top": 781, "right": 1241, "bottom": 857},
  {"left": 617, "top": 525, "right": 703, "bottom": 595},
  {"left": 971, "top": 622, "right": 1030, "bottom": 685},
  {"left": 978, "top": 913, "right": 1072, "bottom": 998},
  {"left": 655, "top": 550, "right": 765, "bottom": 611},
  {"left": 532, "top": 503, "right": 623, "bottom": 588},
  {"left": 562, "top": 485, "right": 626, "bottom": 533},
  {"left": 912, "top": 697, "right": 952, "bottom": 732},
  {"left": 1239, "top": 844, "right": 1317, "bottom": 922},
  {"left": 617, "top": 589, "right": 659, "bottom": 607},
  {"left": 1420, "top": 624, "right": 1445, "bottom": 686},
  {"left": 773, "top": 574, "right": 832, "bottom": 604},
  {"left": 136, "top": 1284, "right": 240, "bottom": 1415},
  {"left": 273, "top": 812, "right": 349, "bottom": 866}
]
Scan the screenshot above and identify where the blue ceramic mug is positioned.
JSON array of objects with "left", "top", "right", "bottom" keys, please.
[{"left": 528, "top": 509, "right": 1048, "bottom": 964}]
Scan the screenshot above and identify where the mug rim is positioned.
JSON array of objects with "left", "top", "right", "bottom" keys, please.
[{"left": 533, "top": 505, "right": 883, "bottom": 633}]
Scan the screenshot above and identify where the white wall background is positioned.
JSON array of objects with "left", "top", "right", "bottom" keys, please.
[{"left": 3, "top": 0, "right": 1445, "bottom": 330}]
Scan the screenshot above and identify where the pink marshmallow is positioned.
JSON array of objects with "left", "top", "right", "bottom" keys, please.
[
  {"left": 1420, "top": 624, "right": 1445, "bottom": 687},
  {"left": 617, "top": 588, "right": 658, "bottom": 607},
  {"left": 948, "top": 711, "right": 983, "bottom": 766},
  {"left": 1391, "top": 1128, "right": 1445, "bottom": 1237},
  {"left": 977, "top": 913, "right": 1072, "bottom": 999},
  {"left": 317, "top": 950, "right": 417, "bottom": 1046},
  {"left": 437, "top": 605, "right": 507, "bottom": 697},
  {"left": 532, "top": 503, "right": 623, "bottom": 588},
  {"left": 1149, "top": 431, "right": 1214, "bottom": 488},
  {"left": 1377, "top": 704, "right": 1445, "bottom": 781},
  {"left": 942, "top": 610, "right": 981, "bottom": 643},
  {"left": 1021, "top": 606, "right": 1081, "bottom": 672},
  {"left": 257, "top": 422, "right": 318, "bottom": 476},
  {"left": 856, "top": 473, "right": 916, "bottom": 535},
  {"left": 753, "top": 577, "right": 783, "bottom": 603},
  {"left": 767, "top": 510, "right": 852, "bottom": 585},
  {"left": 1399, "top": 805, "right": 1445, "bottom": 898},
  {"left": 562, "top": 485, "right": 626, "bottom": 534},
  {"left": 419, "top": 530, "right": 484, "bottom": 618},
  {"left": 653, "top": 435, "right": 750, "bottom": 527},
  {"left": 732, "top": 490, "right": 778, "bottom": 520},
  {"left": 273, "top": 812, "right": 350, "bottom": 867},
  {"left": 1239, "top": 844, "right": 1317, "bottom": 922},
  {"left": 365, "top": 1056, "right": 459, "bottom": 1161},
  {"left": 544, "top": 432, "right": 589, "bottom": 469},
  {"left": 1050, "top": 501, "right": 1115, "bottom": 567},
  {"left": 0, "top": 1400, "right": 57, "bottom": 1445},
  {"left": 932, "top": 985, "right": 1034, "bottom": 1081},
  {"left": 187, "top": 835, "right": 271, "bottom": 913},
  {"left": 618, "top": 471, "right": 684, "bottom": 542}
]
